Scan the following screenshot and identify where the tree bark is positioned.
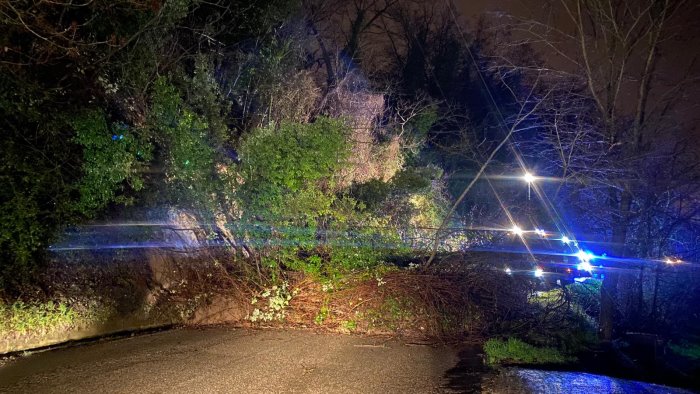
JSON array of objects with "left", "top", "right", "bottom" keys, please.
[{"left": 599, "top": 189, "right": 630, "bottom": 341}]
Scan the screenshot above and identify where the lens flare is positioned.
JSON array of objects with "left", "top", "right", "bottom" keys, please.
[
  {"left": 576, "top": 250, "right": 594, "bottom": 263},
  {"left": 534, "top": 267, "right": 544, "bottom": 277},
  {"left": 577, "top": 261, "right": 593, "bottom": 272}
]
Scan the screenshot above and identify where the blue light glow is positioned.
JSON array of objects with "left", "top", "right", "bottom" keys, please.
[{"left": 576, "top": 250, "right": 594, "bottom": 262}]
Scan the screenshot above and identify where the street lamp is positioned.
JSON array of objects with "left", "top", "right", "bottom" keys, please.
[
  {"left": 523, "top": 172, "right": 535, "bottom": 200},
  {"left": 511, "top": 225, "right": 524, "bottom": 236}
]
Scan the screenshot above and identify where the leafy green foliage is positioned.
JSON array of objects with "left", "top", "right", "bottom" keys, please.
[
  {"left": 341, "top": 319, "right": 358, "bottom": 331},
  {"left": 484, "top": 338, "right": 575, "bottom": 365},
  {"left": 238, "top": 117, "right": 349, "bottom": 220},
  {"left": 567, "top": 280, "right": 601, "bottom": 317},
  {"left": 0, "top": 300, "right": 76, "bottom": 335},
  {"left": 237, "top": 118, "right": 416, "bottom": 277},
  {"left": 0, "top": 0, "right": 304, "bottom": 292},
  {"left": 315, "top": 302, "right": 330, "bottom": 325},
  {"left": 147, "top": 77, "right": 235, "bottom": 211},
  {"left": 238, "top": 117, "right": 361, "bottom": 275},
  {"left": 232, "top": 33, "right": 316, "bottom": 126},
  {"left": 0, "top": 87, "right": 77, "bottom": 287},
  {"left": 0, "top": 196, "right": 44, "bottom": 281},
  {"left": 410, "top": 105, "right": 439, "bottom": 137},
  {"left": 325, "top": 197, "right": 406, "bottom": 273},
  {"left": 349, "top": 180, "right": 392, "bottom": 211},
  {"left": 391, "top": 167, "right": 440, "bottom": 193},
  {"left": 669, "top": 340, "right": 700, "bottom": 361},
  {"left": 248, "top": 282, "right": 295, "bottom": 322},
  {"left": 72, "top": 110, "right": 152, "bottom": 215}
]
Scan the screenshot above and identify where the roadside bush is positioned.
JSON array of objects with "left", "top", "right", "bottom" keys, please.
[
  {"left": 72, "top": 109, "right": 152, "bottom": 215},
  {"left": 669, "top": 340, "right": 700, "bottom": 361},
  {"left": 517, "top": 285, "right": 599, "bottom": 354},
  {"left": 248, "top": 282, "right": 296, "bottom": 323},
  {"left": 0, "top": 300, "right": 76, "bottom": 335},
  {"left": 484, "top": 338, "right": 575, "bottom": 365}
]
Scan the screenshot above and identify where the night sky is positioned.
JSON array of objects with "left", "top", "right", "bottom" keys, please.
[{"left": 457, "top": 0, "right": 700, "bottom": 132}]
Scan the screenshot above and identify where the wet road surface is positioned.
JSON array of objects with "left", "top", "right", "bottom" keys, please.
[
  {"left": 1, "top": 327, "right": 694, "bottom": 393},
  {"left": 0, "top": 328, "right": 459, "bottom": 393}
]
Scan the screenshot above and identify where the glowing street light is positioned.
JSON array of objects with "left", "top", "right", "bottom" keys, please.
[
  {"left": 504, "top": 267, "right": 512, "bottom": 275},
  {"left": 535, "top": 228, "right": 547, "bottom": 237},
  {"left": 561, "top": 235, "right": 571, "bottom": 245},
  {"left": 665, "top": 258, "right": 681, "bottom": 265},
  {"left": 511, "top": 225, "right": 524, "bottom": 237},
  {"left": 522, "top": 172, "right": 535, "bottom": 200}
]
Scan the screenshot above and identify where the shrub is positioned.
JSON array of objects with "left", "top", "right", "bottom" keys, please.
[
  {"left": 341, "top": 320, "right": 357, "bottom": 331},
  {"left": 248, "top": 282, "right": 295, "bottom": 323},
  {"left": 484, "top": 338, "right": 575, "bottom": 365},
  {"left": 72, "top": 109, "right": 152, "bottom": 215},
  {"left": 0, "top": 300, "right": 76, "bottom": 335},
  {"left": 669, "top": 340, "right": 700, "bottom": 360},
  {"left": 147, "top": 77, "right": 235, "bottom": 211}
]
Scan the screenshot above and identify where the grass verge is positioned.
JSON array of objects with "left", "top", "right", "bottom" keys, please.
[
  {"left": 0, "top": 300, "right": 77, "bottom": 335},
  {"left": 484, "top": 337, "right": 576, "bottom": 365}
]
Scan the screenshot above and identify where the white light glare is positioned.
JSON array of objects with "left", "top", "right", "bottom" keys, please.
[
  {"left": 523, "top": 172, "right": 536, "bottom": 183},
  {"left": 561, "top": 235, "right": 571, "bottom": 245},
  {"left": 505, "top": 267, "right": 512, "bottom": 275},
  {"left": 535, "top": 228, "right": 546, "bottom": 237},
  {"left": 665, "top": 258, "right": 681, "bottom": 265},
  {"left": 576, "top": 250, "right": 594, "bottom": 263},
  {"left": 534, "top": 267, "right": 544, "bottom": 277},
  {"left": 577, "top": 261, "right": 593, "bottom": 272},
  {"left": 511, "top": 225, "right": 524, "bottom": 236}
]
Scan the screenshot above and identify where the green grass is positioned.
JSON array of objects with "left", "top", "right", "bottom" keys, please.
[
  {"left": 341, "top": 320, "right": 357, "bottom": 331},
  {"left": 314, "top": 304, "right": 330, "bottom": 325},
  {"left": 484, "top": 338, "right": 575, "bottom": 365},
  {"left": 669, "top": 341, "right": 700, "bottom": 360},
  {"left": 0, "top": 300, "right": 77, "bottom": 335}
]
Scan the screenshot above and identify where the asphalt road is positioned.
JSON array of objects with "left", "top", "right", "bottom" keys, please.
[{"left": 0, "top": 328, "right": 461, "bottom": 393}]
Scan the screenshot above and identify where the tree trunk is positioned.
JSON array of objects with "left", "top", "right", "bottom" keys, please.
[
  {"left": 599, "top": 190, "right": 631, "bottom": 341},
  {"left": 636, "top": 264, "right": 645, "bottom": 325},
  {"left": 599, "top": 269, "right": 619, "bottom": 341},
  {"left": 651, "top": 264, "right": 661, "bottom": 331}
]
